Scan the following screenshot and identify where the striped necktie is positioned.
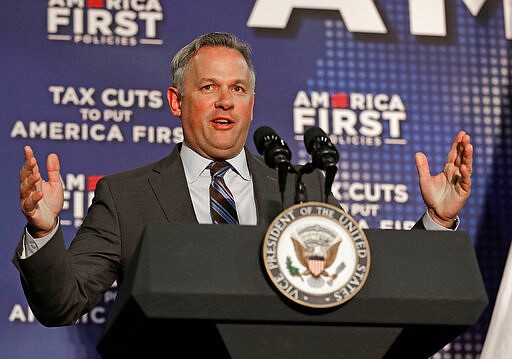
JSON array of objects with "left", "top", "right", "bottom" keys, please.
[{"left": 209, "top": 161, "right": 239, "bottom": 224}]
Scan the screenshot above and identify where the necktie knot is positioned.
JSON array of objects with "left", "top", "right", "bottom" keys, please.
[{"left": 209, "top": 161, "right": 231, "bottom": 178}]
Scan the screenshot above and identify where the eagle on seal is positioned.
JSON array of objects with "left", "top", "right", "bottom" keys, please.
[{"left": 291, "top": 237, "right": 341, "bottom": 279}]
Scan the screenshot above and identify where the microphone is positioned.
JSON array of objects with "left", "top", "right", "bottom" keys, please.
[
  {"left": 253, "top": 126, "right": 292, "bottom": 198},
  {"left": 304, "top": 127, "right": 339, "bottom": 202}
]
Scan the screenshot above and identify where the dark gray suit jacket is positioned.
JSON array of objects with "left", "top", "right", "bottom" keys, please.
[{"left": 13, "top": 144, "right": 342, "bottom": 326}]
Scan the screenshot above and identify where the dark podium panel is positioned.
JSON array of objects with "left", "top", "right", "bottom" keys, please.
[{"left": 97, "top": 223, "right": 488, "bottom": 358}]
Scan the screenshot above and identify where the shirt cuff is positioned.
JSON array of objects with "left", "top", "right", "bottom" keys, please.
[
  {"left": 21, "top": 219, "right": 60, "bottom": 259},
  {"left": 422, "top": 212, "right": 460, "bottom": 231}
]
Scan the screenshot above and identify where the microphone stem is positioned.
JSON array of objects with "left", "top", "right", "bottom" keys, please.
[
  {"left": 277, "top": 162, "right": 288, "bottom": 209},
  {"left": 324, "top": 165, "right": 337, "bottom": 203},
  {"left": 295, "top": 177, "right": 307, "bottom": 204},
  {"left": 294, "top": 163, "right": 314, "bottom": 204}
]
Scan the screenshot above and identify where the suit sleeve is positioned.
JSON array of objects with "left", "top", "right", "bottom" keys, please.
[{"left": 12, "top": 177, "right": 121, "bottom": 326}]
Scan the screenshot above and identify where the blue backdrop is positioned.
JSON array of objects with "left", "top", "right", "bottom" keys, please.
[{"left": 1, "top": 1, "right": 511, "bottom": 357}]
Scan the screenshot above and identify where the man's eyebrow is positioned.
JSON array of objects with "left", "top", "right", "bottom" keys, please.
[
  {"left": 197, "top": 77, "right": 250, "bottom": 85},
  {"left": 233, "top": 79, "right": 250, "bottom": 85}
]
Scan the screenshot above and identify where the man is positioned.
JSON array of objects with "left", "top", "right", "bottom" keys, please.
[{"left": 14, "top": 32, "right": 473, "bottom": 326}]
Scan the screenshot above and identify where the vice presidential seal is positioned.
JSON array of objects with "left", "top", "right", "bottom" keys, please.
[{"left": 262, "top": 202, "right": 370, "bottom": 308}]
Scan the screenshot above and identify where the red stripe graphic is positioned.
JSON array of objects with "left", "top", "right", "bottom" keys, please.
[
  {"left": 331, "top": 93, "right": 349, "bottom": 108},
  {"left": 87, "top": 0, "right": 104, "bottom": 8},
  {"left": 87, "top": 175, "right": 103, "bottom": 191}
]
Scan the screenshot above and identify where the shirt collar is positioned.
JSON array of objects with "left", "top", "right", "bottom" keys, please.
[{"left": 180, "top": 142, "right": 251, "bottom": 183}]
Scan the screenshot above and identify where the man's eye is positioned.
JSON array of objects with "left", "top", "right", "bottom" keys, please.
[{"left": 233, "top": 86, "right": 245, "bottom": 92}]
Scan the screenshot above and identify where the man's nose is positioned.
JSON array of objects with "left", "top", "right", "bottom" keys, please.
[{"left": 215, "top": 88, "right": 234, "bottom": 110}]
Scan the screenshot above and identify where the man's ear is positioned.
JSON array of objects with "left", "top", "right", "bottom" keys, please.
[{"left": 167, "top": 87, "right": 181, "bottom": 117}]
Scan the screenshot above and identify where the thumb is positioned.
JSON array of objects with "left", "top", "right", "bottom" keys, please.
[
  {"left": 415, "top": 152, "right": 430, "bottom": 181},
  {"left": 46, "top": 153, "right": 61, "bottom": 185}
]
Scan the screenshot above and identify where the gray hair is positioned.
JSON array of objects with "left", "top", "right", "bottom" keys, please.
[{"left": 171, "top": 32, "right": 256, "bottom": 94}]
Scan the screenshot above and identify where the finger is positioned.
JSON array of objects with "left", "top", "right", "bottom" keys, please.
[
  {"left": 447, "top": 131, "right": 465, "bottom": 165},
  {"left": 20, "top": 146, "right": 42, "bottom": 196},
  {"left": 462, "top": 135, "right": 473, "bottom": 176},
  {"left": 46, "top": 153, "right": 61, "bottom": 185},
  {"left": 21, "top": 148, "right": 42, "bottom": 193},
  {"left": 23, "top": 145, "right": 34, "bottom": 162},
  {"left": 415, "top": 152, "right": 431, "bottom": 181},
  {"left": 20, "top": 146, "right": 38, "bottom": 181},
  {"left": 458, "top": 163, "right": 472, "bottom": 193},
  {"left": 21, "top": 190, "right": 44, "bottom": 215},
  {"left": 453, "top": 133, "right": 472, "bottom": 171},
  {"left": 19, "top": 170, "right": 42, "bottom": 196},
  {"left": 456, "top": 138, "right": 472, "bottom": 192}
]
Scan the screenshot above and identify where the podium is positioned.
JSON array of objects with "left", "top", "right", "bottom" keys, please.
[{"left": 97, "top": 223, "right": 488, "bottom": 358}]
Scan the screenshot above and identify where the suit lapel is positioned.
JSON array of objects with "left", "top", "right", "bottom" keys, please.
[
  {"left": 148, "top": 146, "right": 287, "bottom": 226},
  {"left": 148, "top": 145, "right": 198, "bottom": 223},
  {"left": 246, "top": 150, "right": 283, "bottom": 226}
]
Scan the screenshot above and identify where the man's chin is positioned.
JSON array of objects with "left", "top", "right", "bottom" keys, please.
[{"left": 206, "top": 143, "right": 243, "bottom": 160}]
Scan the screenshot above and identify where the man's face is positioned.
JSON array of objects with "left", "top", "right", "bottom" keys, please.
[{"left": 168, "top": 46, "right": 255, "bottom": 160}]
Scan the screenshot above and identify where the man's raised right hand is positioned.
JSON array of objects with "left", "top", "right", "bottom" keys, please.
[{"left": 19, "top": 146, "right": 64, "bottom": 238}]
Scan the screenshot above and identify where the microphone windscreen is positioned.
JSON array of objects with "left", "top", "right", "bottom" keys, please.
[
  {"left": 304, "top": 127, "right": 328, "bottom": 153},
  {"left": 253, "top": 126, "right": 277, "bottom": 154}
]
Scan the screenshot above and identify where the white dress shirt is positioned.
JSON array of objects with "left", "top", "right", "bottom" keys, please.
[{"left": 179, "top": 143, "right": 257, "bottom": 225}]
